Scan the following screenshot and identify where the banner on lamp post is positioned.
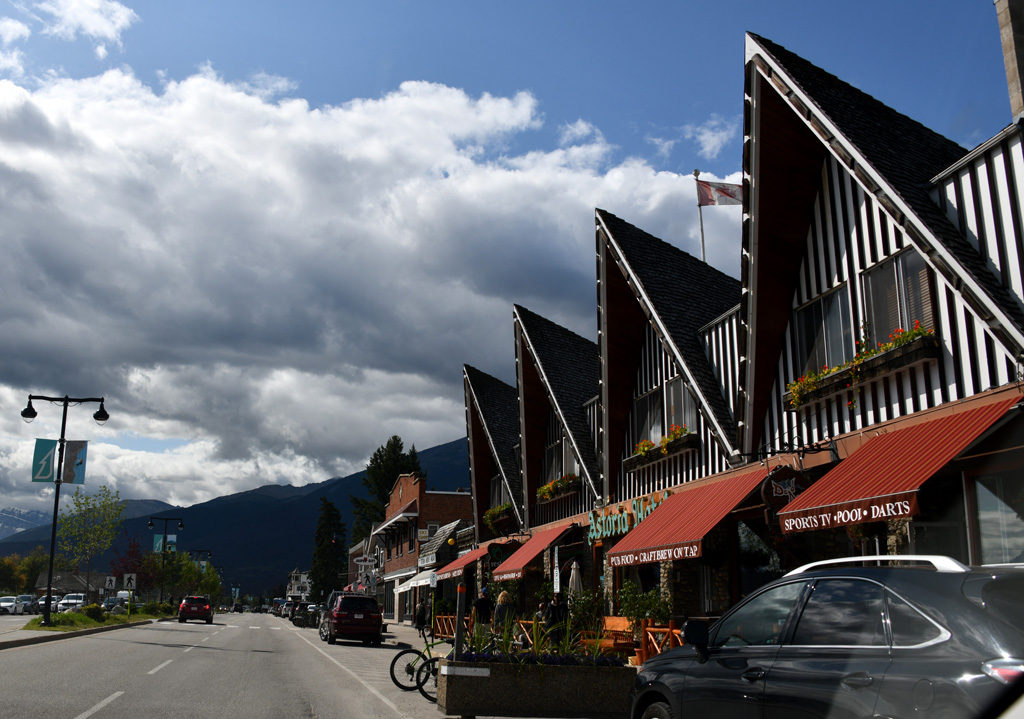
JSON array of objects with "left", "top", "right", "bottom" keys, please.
[
  {"left": 31, "top": 439, "right": 58, "bottom": 482},
  {"left": 61, "top": 441, "right": 88, "bottom": 485}
]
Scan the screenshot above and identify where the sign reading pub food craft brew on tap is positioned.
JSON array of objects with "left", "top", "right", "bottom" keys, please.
[{"left": 586, "top": 491, "right": 670, "bottom": 545}]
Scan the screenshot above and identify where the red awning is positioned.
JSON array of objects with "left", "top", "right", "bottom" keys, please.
[
  {"left": 434, "top": 545, "right": 490, "bottom": 581},
  {"left": 779, "top": 395, "right": 1020, "bottom": 533},
  {"left": 492, "top": 524, "right": 573, "bottom": 581},
  {"left": 605, "top": 468, "right": 768, "bottom": 567}
]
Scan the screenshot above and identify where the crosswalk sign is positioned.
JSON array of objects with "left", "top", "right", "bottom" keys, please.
[
  {"left": 105, "top": 576, "right": 116, "bottom": 590},
  {"left": 124, "top": 574, "right": 136, "bottom": 590}
]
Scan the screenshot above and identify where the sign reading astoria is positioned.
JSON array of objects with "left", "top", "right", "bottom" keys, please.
[{"left": 586, "top": 491, "right": 670, "bottom": 545}]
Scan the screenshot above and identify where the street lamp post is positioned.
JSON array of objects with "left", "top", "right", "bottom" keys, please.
[
  {"left": 148, "top": 516, "right": 184, "bottom": 602},
  {"left": 20, "top": 394, "right": 109, "bottom": 626}
]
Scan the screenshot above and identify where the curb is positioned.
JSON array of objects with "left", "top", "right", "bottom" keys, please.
[{"left": 0, "top": 617, "right": 169, "bottom": 650}]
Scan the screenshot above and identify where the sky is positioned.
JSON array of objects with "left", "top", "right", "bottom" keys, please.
[{"left": 0, "top": 0, "right": 1011, "bottom": 513}]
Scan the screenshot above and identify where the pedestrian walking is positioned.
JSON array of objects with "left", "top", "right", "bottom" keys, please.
[
  {"left": 471, "top": 587, "right": 494, "bottom": 636},
  {"left": 493, "top": 590, "right": 515, "bottom": 636},
  {"left": 544, "top": 592, "right": 568, "bottom": 644}
]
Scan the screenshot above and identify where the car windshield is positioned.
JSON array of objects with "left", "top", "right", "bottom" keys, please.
[{"left": 339, "top": 597, "right": 377, "bottom": 612}]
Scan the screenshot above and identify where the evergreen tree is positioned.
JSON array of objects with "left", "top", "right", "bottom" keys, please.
[
  {"left": 309, "top": 497, "right": 346, "bottom": 602},
  {"left": 350, "top": 435, "right": 423, "bottom": 542}
]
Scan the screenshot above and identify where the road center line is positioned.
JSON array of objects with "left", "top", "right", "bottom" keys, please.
[
  {"left": 295, "top": 633, "right": 416, "bottom": 719},
  {"left": 184, "top": 646, "right": 195, "bottom": 653},
  {"left": 201, "top": 636, "right": 210, "bottom": 642},
  {"left": 72, "top": 691, "right": 124, "bottom": 719},
  {"left": 148, "top": 659, "right": 173, "bottom": 675}
]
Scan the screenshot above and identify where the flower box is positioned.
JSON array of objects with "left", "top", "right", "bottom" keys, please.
[
  {"left": 622, "top": 433, "right": 700, "bottom": 473},
  {"left": 437, "top": 659, "right": 636, "bottom": 719},
  {"left": 535, "top": 489, "right": 579, "bottom": 506},
  {"left": 783, "top": 333, "right": 940, "bottom": 410}
]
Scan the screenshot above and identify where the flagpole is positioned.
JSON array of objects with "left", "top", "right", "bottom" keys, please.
[{"left": 694, "top": 169, "right": 706, "bottom": 263}]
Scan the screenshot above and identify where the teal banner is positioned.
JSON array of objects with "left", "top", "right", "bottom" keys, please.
[{"left": 31, "top": 439, "right": 58, "bottom": 482}]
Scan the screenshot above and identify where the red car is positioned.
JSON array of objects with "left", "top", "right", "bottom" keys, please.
[
  {"left": 326, "top": 593, "right": 382, "bottom": 645},
  {"left": 179, "top": 595, "right": 213, "bottom": 624}
]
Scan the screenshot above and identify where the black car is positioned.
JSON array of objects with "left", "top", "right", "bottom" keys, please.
[{"left": 630, "top": 555, "right": 1024, "bottom": 719}]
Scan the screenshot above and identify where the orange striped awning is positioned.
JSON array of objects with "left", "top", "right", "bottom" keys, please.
[
  {"left": 434, "top": 546, "right": 490, "bottom": 581},
  {"left": 491, "top": 524, "right": 573, "bottom": 582},
  {"left": 779, "top": 395, "right": 1020, "bottom": 533},
  {"left": 605, "top": 468, "right": 768, "bottom": 567}
]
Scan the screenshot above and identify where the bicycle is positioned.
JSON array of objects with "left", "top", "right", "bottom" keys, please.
[
  {"left": 388, "top": 630, "right": 451, "bottom": 692},
  {"left": 415, "top": 630, "right": 504, "bottom": 703}
]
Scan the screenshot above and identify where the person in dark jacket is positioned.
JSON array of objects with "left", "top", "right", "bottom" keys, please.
[
  {"left": 493, "top": 590, "right": 515, "bottom": 636},
  {"left": 544, "top": 592, "right": 568, "bottom": 643}
]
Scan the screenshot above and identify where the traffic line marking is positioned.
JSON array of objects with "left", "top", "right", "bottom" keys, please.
[
  {"left": 184, "top": 646, "right": 195, "bottom": 653},
  {"left": 201, "top": 636, "right": 210, "bottom": 642},
  {"left": 249, "top": 626, "right": 260, "bottom": 629},
  {"left": 73, "top": 691, "right": 124, "bottom": 719},
  {"left": 295, "top": 633, "right": 416, "bottom": 719},
  {"left": 269, "top": 627, "right": 281, "bottom": 631},
  {"left": 148, "top": 659, "right": 173, "bottom": 675}
]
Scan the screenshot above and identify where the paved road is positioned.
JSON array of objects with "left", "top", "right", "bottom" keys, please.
[{"left": 0, "top": 613, "right": 440, "bottom": 719}]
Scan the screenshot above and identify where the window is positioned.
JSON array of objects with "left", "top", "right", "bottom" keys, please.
[
  {"left": 408, "top": 522, "right": 415, "bottom": 550},
  {"left": 975, "top": 472, "right": 1024, "bottom": 564},
  {"left": 544, "top": 434, "right": 563, "bottom": 484},
  {"left": 887, "top": 591, "right": 944, "bottom": 647},
  {"left": 863, "top": 249, "right": 934, "bottom": 346},
  {"left": 632, "top": 389, "right": 663, "bottom": 445},
  {"left": 790, "top": 579, "right": 886, "bottom": 646},
  {"left": 427, "top": 523, "right": 439, "bottom": 537},
  {"left": 711, "top": 580, "right": 806, "bottom": 647},
  {"left": 666, "top": 377, "right": 696, "bottom": 431},
  {"left": 489, "top": 473, "right": 508, "bottom": 508},
  {"left": 795, "top": 285, "right": 853, "bottom": 376}
]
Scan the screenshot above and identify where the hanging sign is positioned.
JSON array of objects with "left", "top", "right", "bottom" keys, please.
[
  {"left": 62, "top": 441, "right": 88, "bottom": 485},
  {"left": 32, "top": 439, "right": 58, "bottom": 483}
]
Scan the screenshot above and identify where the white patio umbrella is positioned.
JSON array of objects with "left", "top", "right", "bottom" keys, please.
[{"left": 567, "top": 560, "right": 583, "bottom": 598}]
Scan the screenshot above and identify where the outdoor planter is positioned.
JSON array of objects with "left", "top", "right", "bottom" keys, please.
[
  {"left": 437, "top": 659, "right": 636, "bottom": 719},
  {"left": 535, "top": 489, "right": 579, "bottom": 506},
  {"left": 622, "top": 433, "right": 700, "bottom": 473},
  {"left": 783, "top": 333, "right": 940, "bottom": 410}
]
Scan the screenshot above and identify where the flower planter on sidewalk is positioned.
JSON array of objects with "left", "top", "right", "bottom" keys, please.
[{"left": 437, "top": 659, "right": 636, "bottom": 719}]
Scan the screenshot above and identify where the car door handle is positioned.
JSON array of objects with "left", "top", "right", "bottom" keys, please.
[
  {"left": 841, "top": 672, "right": 874, "bottom": 688},
  {"left": 742, "top": 668, "right": 766, "bottom": 682}
]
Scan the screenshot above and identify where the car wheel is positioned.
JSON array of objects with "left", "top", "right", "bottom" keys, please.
[
  {"left": 640, "top": 701, "right": 672, "bottom": 719},
  {"left": 327, "top": 628, "right": 336, "bottom": 645},
  {"left": 319, "top": 621, "right": 329, "bottom": 642},
  {"left": 206, "top": 617, "right": 212, "bottom": 624},
  {"left": 179, "top": 617, "right": 185, "bottom": 623}
]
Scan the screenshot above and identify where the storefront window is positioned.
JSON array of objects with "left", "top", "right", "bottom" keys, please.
[
  {"left": 976, "top": 473, "right": 1024, "bottom": 564},
  {"left": 795, "top": 284, "right": 852, "bottom": 376},
  {"left": 863, "top": 249, "right": 933, "bottom": 346}
]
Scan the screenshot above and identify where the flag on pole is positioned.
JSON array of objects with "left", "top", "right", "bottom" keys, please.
[{"left": 696, "top": 179, "right": 743, "bottom": 206}]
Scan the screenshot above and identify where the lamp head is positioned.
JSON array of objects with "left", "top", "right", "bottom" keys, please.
[
  {"left": 147, "top": 519, "right": 154, "bottom": 530},
  {"left": 92, "top": 400, "right": 109, "bottom": 424},
  {"left": 177, "top": 520, "right": 184, "bottom": 531},
  {"left": 20, "top": 399, "right": 36, "bottom": 422}
]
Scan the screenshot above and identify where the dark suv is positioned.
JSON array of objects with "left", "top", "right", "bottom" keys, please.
[
  {"left": 630, "top": 556, "right": 1024, "bottom": 719},
  {"left": 178, "top": 595, "right": 214, "bottom": 624},
  {"left": 326, "top": 593, "right": 382, "bottom": 645}
]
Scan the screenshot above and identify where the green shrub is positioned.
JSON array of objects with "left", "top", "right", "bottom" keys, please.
[
  {"left": 142, "top": 600, "right": 161, "bottom": 615},
  {"left": 82, "top": 603, "right": 106, "bottom": 621}
]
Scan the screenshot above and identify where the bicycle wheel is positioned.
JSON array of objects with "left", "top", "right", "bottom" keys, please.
[
  {"left": 389, "top": 648, "right": 426, "bottom": 691},
  {"left": 416, "top": 656, "right": 440, "bottom": 702}
]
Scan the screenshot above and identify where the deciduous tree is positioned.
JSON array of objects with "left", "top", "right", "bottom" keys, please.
[{"left": 57, "top": 485, "right": 123, "bottom": 601}]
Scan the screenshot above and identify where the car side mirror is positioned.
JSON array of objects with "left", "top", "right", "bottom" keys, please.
[{"left": 683, "top": 619, "right": 710, "bottom": 662}]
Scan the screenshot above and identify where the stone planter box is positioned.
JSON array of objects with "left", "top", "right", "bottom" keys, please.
[
  {"left": 622, "top": 433, "right": 700, "bottom": 473},
  {"left": 783, "top": 333, "right": 940, "bottom": 410},
  {"left": 437, "top": 659, "right": 636, "bottom": 719}
]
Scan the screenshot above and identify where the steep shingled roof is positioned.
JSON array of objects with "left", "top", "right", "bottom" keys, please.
[
  {"left": 513, "top": 305, "right": 600, "bottom": 490},
  {"left": 749, "top": 33, "right": 1024, "bottom": 341},
  {"left": 463, "top": 364, "right": 522, "bottom": 506},
  {"left": 597, "top": 209, "right": 741, "bottom": 447}
]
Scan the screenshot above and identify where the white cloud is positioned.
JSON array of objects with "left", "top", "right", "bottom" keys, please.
[
  {"left": 0, "top": 48, "right": 24, "bottom": 75},
  {"left": 0, "top": 67, "right": 741, "bottom": 510},
  {"left": 646, "top": 135, "right": 677, "bottom": 159},
  {"left": 0, "top": 18, "right": 30, "bottom": 45},
  {"left": 683, "top": 114, "right": 740, "bottom": 160},
  {"left": 34, "top": 0, "right": 137, "bottom": 45}
]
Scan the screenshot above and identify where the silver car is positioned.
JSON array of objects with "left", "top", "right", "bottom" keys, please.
[
  {"left": 0, "top": 596, "right": 25, "bottom": 615},
  {"left": 57, "top": 593, "right": 85, "bottom": 611}
]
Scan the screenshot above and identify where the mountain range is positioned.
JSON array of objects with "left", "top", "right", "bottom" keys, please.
[{"left": 0, "top": 437, "right": 469, "bottom": 595}]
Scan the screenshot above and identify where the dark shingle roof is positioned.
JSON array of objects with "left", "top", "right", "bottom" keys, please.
[
  {"left": 513, "top": 305, "right": 600, "bottom": 490},
  {"left": 463, "top": 364, "right": 522, "bottom": 506},
  {"left": 597, "top": 209, "right": 741, "bottom": 446},
  {"left": 750, "top": 33, "right": 1024, "bottom": 341},
  {"left": 419, "top": 518, "right": 465, "bottom": 555}
]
